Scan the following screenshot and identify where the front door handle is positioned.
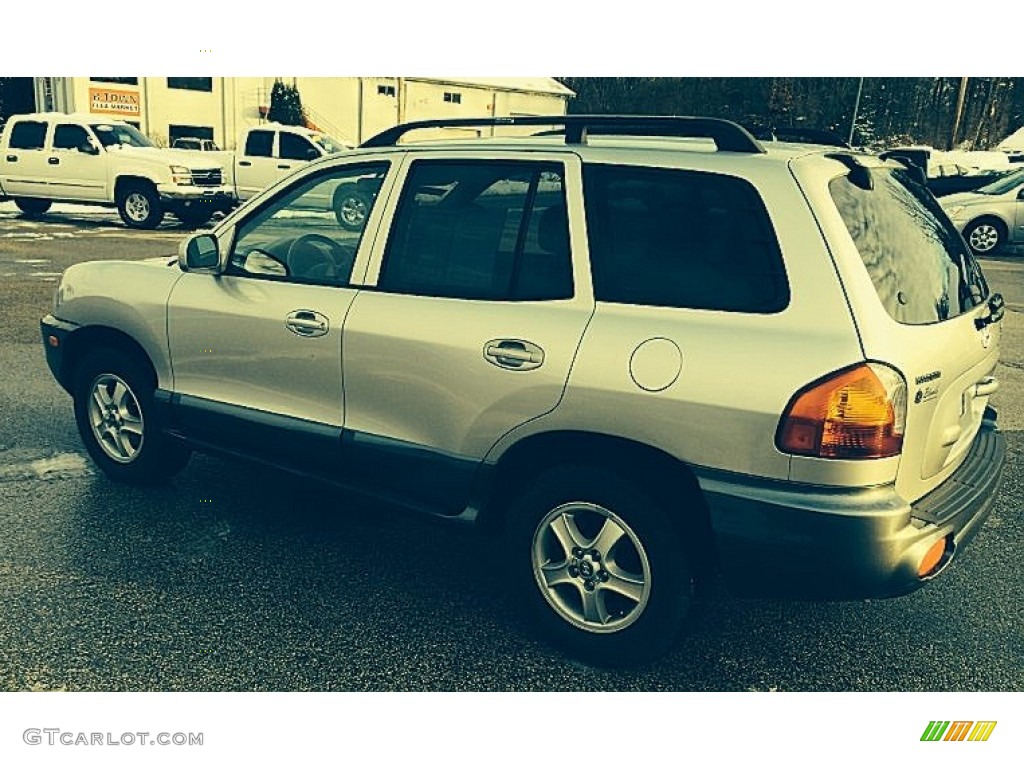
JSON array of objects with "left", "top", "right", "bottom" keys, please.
[
  {"left": 6, "top": 154, "right": 18, "bottom": 162},
  {"left": 277, "top": 164, "right": 291, "bottom": 170},
  {"left": 285, "top": 310, "right": 329, "bottom": 338},
  {"left": 238, "top": 160, "right": 252, "bottom": 167},
  {"left": 483, "top": 339, "right": 544, "bottom": 371},
  {"left": 48, "top": 156, "right": 60, "bottom": 165}
]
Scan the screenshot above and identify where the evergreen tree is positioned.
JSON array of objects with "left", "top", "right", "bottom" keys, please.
[{"left": 267, "top": 80, "right": 306, "bottom": 126}]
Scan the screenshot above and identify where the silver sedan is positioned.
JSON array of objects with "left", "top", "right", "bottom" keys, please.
[{"left": 941, "top": 167, "right": 1024, "bottom": 254}]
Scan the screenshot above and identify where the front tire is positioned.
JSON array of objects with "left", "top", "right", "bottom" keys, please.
[
  {"left": 963, "top": 217, "right": 1006, "bottom": 255},
  {"left": 117, "top": 183, "right": 164, "bottom": 229},
  {"left": 333, "top": 186, "right": 371, "bottom": 231},
  {"left": 506, "top": 465, "right": 693, "bottom": 666},
  {"left": 14, "top": 198, "right": 52, "bottom": 216},
  {"left": 73, "top": 348, "right": 190, "bottom": 483}
]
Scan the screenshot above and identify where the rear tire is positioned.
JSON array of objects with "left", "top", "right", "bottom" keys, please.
[
  {"left": 963, "top": 217, "right": 1006, "bottom": 255},
  {"left": 117, "top": 183, "right": 164, "bottom": 229},
  {"left": 73, "top": 348, "right": 190, "bottom": 483},
  {"left": 506, "top": 464, "right": 693, "bottom": 666},
  {"left": 14, "top": 198, "right": 52, "bottom": 216}
]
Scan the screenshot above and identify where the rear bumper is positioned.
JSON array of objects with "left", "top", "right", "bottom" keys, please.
[{"left": 699, "top": 411, "right": 1005, "bottom": 599}]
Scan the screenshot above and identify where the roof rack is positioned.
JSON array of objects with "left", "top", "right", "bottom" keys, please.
[
  {"left": 360, "top": 115, "right": 766, "bottom": 154},
  {"left": 747, "top": 125, "right": 851, "bottom": 149}
]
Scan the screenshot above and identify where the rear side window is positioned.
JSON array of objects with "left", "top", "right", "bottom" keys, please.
[
  {"left": 8, "top": 120, "right": 48, "bottom": 150},
  {"left": 830, "top": 167, "right": 988, "bottom": 325},
  {"left": 380, "top": 160, "right": 573, "bottom": 301},
  {"left": 244, "top": 130, "right": 274, "bottom": 158},
  {"left": 583, "top": 164, "right": 789, "bottom": 312}
]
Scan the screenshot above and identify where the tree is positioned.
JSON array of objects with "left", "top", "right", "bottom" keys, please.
[{"left": 266, "top": 80, "right": 305, "bottom": 126}]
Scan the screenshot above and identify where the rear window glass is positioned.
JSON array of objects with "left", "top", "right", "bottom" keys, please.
[
  {"left": 830, "top": 167, "right": 988, "bottom": 325},
  {"left": 583, "top": 164, "right": 789, "bottom": 313}
]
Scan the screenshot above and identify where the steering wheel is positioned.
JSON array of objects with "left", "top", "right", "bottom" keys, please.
[{"left": 284, "top": 234, "right": 353, "bottom": 281}]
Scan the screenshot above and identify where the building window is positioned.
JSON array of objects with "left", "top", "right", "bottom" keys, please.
[
  {"left": 443, "top": 92, "right": 462, "bottom": 104},
  {"left": 167, "top": 77, "right": 213, "bottom": 92},
  {"left": 377, "top": 85, "right": 396, "bottom": 97},
  {"left": 169, "top": 124, "right": 215, "bottom": 146},
  {"left": 90, "top": 77, "right": 138, "bottom": 85}
]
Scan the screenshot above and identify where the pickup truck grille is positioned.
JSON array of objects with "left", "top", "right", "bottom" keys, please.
[{"left": 192, "top": 169, "right": 223, "bottom": 187}]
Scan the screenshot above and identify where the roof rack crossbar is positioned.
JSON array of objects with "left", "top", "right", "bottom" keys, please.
[{"left": 360, "top": 115, "right": 767, "bottom": 154}]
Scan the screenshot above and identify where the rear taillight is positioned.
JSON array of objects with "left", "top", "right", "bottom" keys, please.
[{"left": 777, "top": 363, "right": 907, "bottom": 459}]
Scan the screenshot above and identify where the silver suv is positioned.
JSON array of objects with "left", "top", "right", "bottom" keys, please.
[{"left": 40, "top": 116, "right": 1006, "bottom": 665}]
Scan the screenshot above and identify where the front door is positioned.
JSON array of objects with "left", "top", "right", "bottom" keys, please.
[
  {"left": 340, "top": 153, "right": 592, "bottom": 512},
  {"left": 234, "top": 128, "right": 280, "bottom": 201},
  {"left": 166, "top": 159, "right": 392, "bottom": 471}
]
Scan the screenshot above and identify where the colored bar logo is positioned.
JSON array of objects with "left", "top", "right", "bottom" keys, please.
[{"left": 921, "top": 721, "right": 997, "bottom": 742}]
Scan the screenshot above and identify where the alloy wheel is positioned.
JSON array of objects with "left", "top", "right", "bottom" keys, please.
[
  {"left": 87, "top": 373, "right": 144, "bottom": 463},
  {"left": 531, "top": 501, "right": 652, "bottom": 633}
]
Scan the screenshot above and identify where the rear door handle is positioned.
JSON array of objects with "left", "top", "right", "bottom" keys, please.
[
  {"left": 277, "top": 164, "right": 291, "bottom": 170},
  {"left": 285, "top": 310, "right": 329, "bottom": 338},
  {"left": 238, "top": 160, "right": 252, "bottom": 167},
  {"left": 483, "top": 339, "right": 544, "bottom": 371},
  {"left": 6, "top": 154, "right": 17, "bottom": 162},
  {"left": 48, "top": 157, "right": 59, "bottom": 165}
]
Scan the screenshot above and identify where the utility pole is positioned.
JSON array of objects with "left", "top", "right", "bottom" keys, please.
[
  {"left": 848, "top": 77, "right": 864, "bottom": 146},
  {"left": 950, "top": 77, "right": 969, "bottom": 150}
]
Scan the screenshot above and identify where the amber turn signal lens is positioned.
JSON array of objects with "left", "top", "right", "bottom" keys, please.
[
  {"left": 918, "top": 537, "right": 949, "bottom": 577},
  {"left": 777, "top": 363, "right": 907, "bottom": 459}
]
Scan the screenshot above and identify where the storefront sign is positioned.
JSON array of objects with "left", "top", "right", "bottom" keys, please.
[{"left": 89, "top": 87, "right": 140, "bottom": 116}]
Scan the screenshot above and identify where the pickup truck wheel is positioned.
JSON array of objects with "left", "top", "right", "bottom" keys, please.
[
  {"left": 117, "top": 184, "right": 164, "bottom": 229},
  {"left": 506, "top": 464, "right": 693, "bottom": 666},
  {"left": 73, "top": 348, "right": 190, "bottom": 483},
  {"left": 174, "top": 202, "right": 215, "bottom": 229},
  {"left": 14, "top": 198, "right": 52, "bottom": 216},
  {"left": 333, "top": 187, "right": 371, "bottom": 231}
]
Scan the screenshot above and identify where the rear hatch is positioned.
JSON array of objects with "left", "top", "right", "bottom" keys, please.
[{"left": 797, "top": 154, "right": 1002, "bottom": 503}]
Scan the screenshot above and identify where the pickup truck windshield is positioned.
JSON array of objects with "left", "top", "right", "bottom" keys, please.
[
  {"left": 311, "top": 134, "right": 348, "bottom": 154},
  {"left": 93, "top": 123, "right": 155, "bottom": 149}
]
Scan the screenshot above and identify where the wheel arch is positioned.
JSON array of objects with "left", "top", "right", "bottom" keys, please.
[
  {"left": 59, "top": 325, "right": 159, "bottom": 394},
  {"left": 478, "top": 430, "right": 717, "bottom": 576},
  {"left": 114, "top": 175, "right": 158, "bottom": 199}
]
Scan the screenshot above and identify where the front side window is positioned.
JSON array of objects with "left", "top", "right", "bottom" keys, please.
[
  {"left": 379, "top": 160, "right": 573, "bottom": 301},
  {"left": 229, "top": 163, "right": 389, "bottom": 286},
  {"left": 830, "top": 166, "right": 988, "bottom": 325},
  {"left": 279, "top": 132, "right": 317, "bottom": 161},
  {"left": 53, "top": 124, "right": 92, "bottom": 151},
  {"left": 8, "top": 120, "right": 47, "bottom": 150},
  {"left": 244, "top": 130, "right": 274, "bottom": 158},
  {"left": 584, "top": 164, "right": 789, "bottom": 313}
]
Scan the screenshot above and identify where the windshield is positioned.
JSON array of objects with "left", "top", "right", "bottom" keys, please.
[
  {"left": 310, "top": 133, "right": 349, "bottom": 154},
  {"left": 92, "top": 123, "right": 154, "bottom": 148},
  {"left": 972, "top": 166, "right": 1024, "bottom": 195},
  {"left": 831, "top": 166, "right": 988, "bottom": 325}
]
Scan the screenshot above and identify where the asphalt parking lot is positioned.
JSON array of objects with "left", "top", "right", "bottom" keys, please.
[{"left": 0, "top": 201, "right": 1021, "bottom": 691}]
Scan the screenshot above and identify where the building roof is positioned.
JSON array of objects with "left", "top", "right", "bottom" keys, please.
[{"left": 406, "top": 77, "right": 574, "bottom": 97}]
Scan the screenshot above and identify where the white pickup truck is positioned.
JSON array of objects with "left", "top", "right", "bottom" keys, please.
[{"left": 0, "top": 112, "right": 236, "bottom": 229}]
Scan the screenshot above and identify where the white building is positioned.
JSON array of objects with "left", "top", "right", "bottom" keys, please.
[{"left": 32, "top": 77, "right": 574, "bottom": 149}]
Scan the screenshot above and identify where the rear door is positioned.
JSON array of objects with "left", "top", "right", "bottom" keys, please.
[
  {"left": 1, "top": 118, "right": 50, "bottom": 197},
  {"left": 818, "top": 159, "right": 1001, "bottom": 503},
  {"left": 339, "top": 151, "right": 592, "bottom": 512},
  {"left": 235, "top": 128, "right": 279, "bottom": 200}
]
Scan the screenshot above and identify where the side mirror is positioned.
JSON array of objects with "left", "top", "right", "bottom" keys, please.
[
  {"left": 179, "top": 233, "right": 221, "bottom": 272},
  {"left": 306, "top": 148, "right": 320, "bottom": 161},
  {"left": 1017, "top": 187, "right": 1024, "bottom": 200},
  {"left": 79, "top": 142, "right": 100, "bottom": 155}
]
